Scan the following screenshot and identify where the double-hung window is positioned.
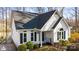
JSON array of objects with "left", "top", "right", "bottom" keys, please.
[
  {"left": 31, "top": 32, "right": 37, "bottom": 41},
  {"left": 20, "top": 32, "right": 27, "bottom": 44}
]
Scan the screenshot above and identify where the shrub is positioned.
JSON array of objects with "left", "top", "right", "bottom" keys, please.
[
  {"left": 17, "top": 44, "right": 27, "bottom": 51},
  {"left": 33, "top": 44, "right": 39, "bottom": 49},
  {"left": 70, "top": 32, "right": 79, "bottom": 43},
  {"left": 68, "top": 38, "right": 75, "bottom": 43},
  {"left": 26, "top": 41, "right": 34, "bottom": 50},
  {"left": 59, "top": 40, "right": 68, "bottom": 46}
]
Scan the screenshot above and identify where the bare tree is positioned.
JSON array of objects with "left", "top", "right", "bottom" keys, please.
[
  {"left": 75, "top": 7, "right": 78, "bottom": 32},
  {"left": 34, "top": 7, "right": 45, "bottom": 14},
  {"left": 5, "top": 7, "right": 8, "bottom": 43},
  {"left": 57, "top": 7, "right": 64, "bottom": 16},
  {"left": 2, "top": 8, "right": 4, "bottom": 39},
  {"left": 48, "top": 7, "right": 53, "bottom": 11},
  {"left": 23, "top": 7, "right": 25, "bottom": 12}
]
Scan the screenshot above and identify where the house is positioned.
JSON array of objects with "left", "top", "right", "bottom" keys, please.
[{"left": 12, "top": 10, "right": 71, "bottom": 47}]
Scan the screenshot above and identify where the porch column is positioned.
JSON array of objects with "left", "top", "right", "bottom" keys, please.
[{"left": 40, "top": 31, "right": 42, "bottom": 47}]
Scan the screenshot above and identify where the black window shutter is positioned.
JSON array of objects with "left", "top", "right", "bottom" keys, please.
[
  {"left": 35, "top": 32, "right": 36, "bottom": 41},
  {"left": 31, "top": 33, "right": 33, "bottom": 41}
]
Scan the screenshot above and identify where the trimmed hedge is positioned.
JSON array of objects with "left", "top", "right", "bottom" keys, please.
[{"left": 17, "top": 44, "right": 27, "bottom": 51}]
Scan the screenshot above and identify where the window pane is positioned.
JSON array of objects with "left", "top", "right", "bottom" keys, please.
[
  {"left": 57, "top": 32, "right": 59, "bottom": 40},
  {"left": 20, "top": 33, "right": 23, "bottom": 44},
  {"left": 35, "top": 32, "right": 36, "bottom": 41},
  {"left": 24, "top": 33, "right": 26, "bottom": 37},
  {"left": 62, "top": 32, "right": 64, "bottom": 39},
  {"left": 57, "top": 32, "right": 61, "bottom": 40},
  {"left": 24, "top": 33, "right": 27, "bottom": 42},
  {"left": 59, "top": 32, "right": 61, "bottom": 39},
  {"left": 24, "top": 38, "right": 26, "bottom": 42}
]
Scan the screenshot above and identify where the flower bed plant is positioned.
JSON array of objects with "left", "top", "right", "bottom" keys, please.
[
  {"left": 26, "top": 41, "right": 34, "bottom": 50},
  {"left": 59, "top": 40, "right": 69, "bottom": 46}
]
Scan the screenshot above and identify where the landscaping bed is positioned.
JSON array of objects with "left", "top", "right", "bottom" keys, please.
[
  {"left": 33, "top": 44, "right": 64, "bottom": 51},
  {"left": 66, "top": 43, "right": 79, "bottom": 51}
]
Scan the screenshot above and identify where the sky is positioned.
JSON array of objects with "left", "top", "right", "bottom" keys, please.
[{"left": 63, "top": 7, "right": 75, "bottom": 19}]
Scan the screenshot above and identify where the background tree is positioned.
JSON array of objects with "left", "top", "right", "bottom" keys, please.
[{"left": 47, "top": 7, "right": 53, "bottom": 11}]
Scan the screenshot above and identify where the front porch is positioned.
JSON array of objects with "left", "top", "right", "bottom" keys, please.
[{"left": 38, "top": 31, "right": 54, "bottom": 47}]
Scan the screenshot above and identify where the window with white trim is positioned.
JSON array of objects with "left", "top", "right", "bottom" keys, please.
[
  {"left": 20, "top": 32, "right": 27, "bottom": 44},
  {"left": 31, "top": 31, "right": 37, "bottom": 41},
  {"left": 57, "top": 28, "right": 66, "bottom": 40}
]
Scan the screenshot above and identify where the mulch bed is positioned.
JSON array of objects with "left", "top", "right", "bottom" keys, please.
[{"left": 33, "top": 44, "right": 65, "bottom": 51}]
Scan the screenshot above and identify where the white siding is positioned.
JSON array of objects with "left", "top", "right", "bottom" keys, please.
[
  {"left": 68, "top": 28, "right": 71, "bottom": 38},
  {"left": 18, "top": 30, "right": 40, "bottom": 44},
  {"left": 12, "top": 19, "right": 20, "bottom": 47},
  {"left": 41, "top": 12, "right": 60, "bottom": 31},
  {"left": 53, "top": 19, "right": 69, "bottom": 42}
]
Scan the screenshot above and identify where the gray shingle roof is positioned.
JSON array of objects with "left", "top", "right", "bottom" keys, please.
[
  {"left": 14, "top": 10, "right": 58, "bottom": 29},
  {"left": 12, "top": 10, "right": 39, "bottom": 23}
]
